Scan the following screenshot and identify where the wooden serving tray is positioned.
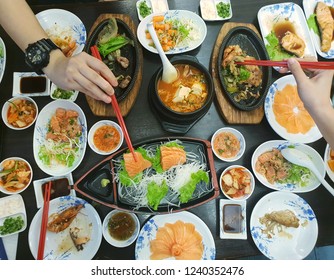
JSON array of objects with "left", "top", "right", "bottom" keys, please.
[
  {"left": 85, "top": 14, "right": 143, "bottom": 117},
  {"left": 211, "top": 22, "right": 264, "bottom": 124}
]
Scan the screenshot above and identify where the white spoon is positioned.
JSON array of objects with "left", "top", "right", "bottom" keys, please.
[
  {"left": 147, "top": 23, "right": 178, "bottom": 84},
  {"left": 281, "top": 148, "right": 334, "bottom": 196}
]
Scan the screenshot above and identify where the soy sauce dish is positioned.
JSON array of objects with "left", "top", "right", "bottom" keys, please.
[{"left": 218, "top": 26, "right": 271, "bottom": 111}]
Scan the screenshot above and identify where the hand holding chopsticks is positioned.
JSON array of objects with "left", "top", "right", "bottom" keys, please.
[
  {"left": 235, "top": 60, "right": 334, "bottom": 69},
  {"left": 37, "top": 181, "right": 51, "bottom": 260},
  {"left": 90, "top": 45, "right": 137, "bottom": 161}
]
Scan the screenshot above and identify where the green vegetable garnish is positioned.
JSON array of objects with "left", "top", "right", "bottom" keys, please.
[
  {"left": 52, "top": 88, "right": 74, "bottom": 100},
  {"left": 216, "top": 2, "right": 231, "bottom": 18},
  {"left": 147, "top": 180, "right": 168, "bottom": 210},
  {"left": 139, "top": 0, "right": 152, "bottom": 18},
  {"left": 0, "top": 216, "right": 24, "bottom": 235},
  {"left": 265, "top": 31, "right": 293, "bottom": 61},
  {"left": 239, "top": 67, "right": 251, "bottom": 81},
  {"left": 101, "top": 178, "right": 110, "bottom": 188},
  {"left": 307, "top": 14, "right": 320, "bottom": 36},
  {"left": 98, "top": 35, "right": 133, "bottom": 57},
  {"left": 179, "top": 170, "right": 209, "bottom": 203}
]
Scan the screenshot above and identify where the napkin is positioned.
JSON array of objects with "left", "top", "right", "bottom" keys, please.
[{"left": 0, "top": 237, "right": 8, "bottom": 260}]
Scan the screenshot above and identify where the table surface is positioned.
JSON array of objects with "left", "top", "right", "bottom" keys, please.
[{"left": 0, "top": 0, "right": 333, "bottom": 260}]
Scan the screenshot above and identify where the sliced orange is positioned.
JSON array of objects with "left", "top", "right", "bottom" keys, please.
[{"left": 273, "top": 84, "right": 315, "bottom": 134}]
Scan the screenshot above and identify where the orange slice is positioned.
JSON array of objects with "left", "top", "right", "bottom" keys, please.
[{"left": 272, "top": 84, "right": 315, "bottom": 134}]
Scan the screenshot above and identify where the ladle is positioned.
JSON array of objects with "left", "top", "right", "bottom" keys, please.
[
  {"left": 281, "top": 148, "right": 334, "bottom": 196},
  {"left": 147, "top": 22, "right": 178, "bottom": 84}
]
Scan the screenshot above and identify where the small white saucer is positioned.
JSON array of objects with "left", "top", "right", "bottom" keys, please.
[
  {"left": 12, "top": 72, "right": 50, "bottom": 97},
  {"left": 219, "top": 199, "right": 247, "bottom": 240}
]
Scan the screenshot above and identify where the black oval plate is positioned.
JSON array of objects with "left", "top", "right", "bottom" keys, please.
[
  {"left": 84, "top": 18, "right": 139, "bottom": 102},
  {"left": 217, "top": 26, "right": 272, "bottom": 111}
]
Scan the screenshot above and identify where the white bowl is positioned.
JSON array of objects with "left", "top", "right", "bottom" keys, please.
[
  {"left": 102, "top": 210, "right": 140, "bottom": 248},
  {"left": 50, "top": 82, "right": 79, "bottom": 102},
  {"left": 0, "top": 157, "right": 33, "bottom": 195},
  {"left": 88, "top": 120, "right": 124, "bottom": 155},
  {"left": 211, "top": 127, "right": 246, "bottom": 162},
  {"left": 2, "top": 96, "right": 38, "bottom": 130},
  {"left": 219, "top": 165, "right": 255, "bottom": 201}
]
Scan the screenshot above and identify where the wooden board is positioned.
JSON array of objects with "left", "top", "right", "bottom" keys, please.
[
  {"left": 211, "top": 22, "right": 264, "bottom": 124},
  {"left": 85, "top": 14, "right": 143, "bottom": 117}
]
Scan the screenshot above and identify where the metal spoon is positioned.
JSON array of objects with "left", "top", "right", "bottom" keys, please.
[
  {"left": 281, "top": 148, "right": 334, "bottom": 196},
  {"left": 147, "top": 23, "right": 178, "bottom": 84}
]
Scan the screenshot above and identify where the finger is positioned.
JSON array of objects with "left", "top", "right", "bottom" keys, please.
[
  {"left": 287, "top": 58, "right": 308, "bottom": 82},
  {"left": 87, "top": 56, "right": 118, "bottom": 88}
]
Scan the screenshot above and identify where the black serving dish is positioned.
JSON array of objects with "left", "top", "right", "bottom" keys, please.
[
  {"left": 74, "top": 137, "right": 219, "bottom": 214},
  {"left": 148, "top": 55, "right": 214, "bottom": 134},
  {"left": 217, "top": 26, "right": 272, "bottom": 111},
  {"left": 84, "top": 18, "right": 140, "bottom": 102}
]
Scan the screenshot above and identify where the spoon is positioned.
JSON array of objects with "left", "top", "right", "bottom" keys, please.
[
  {"left": 147, "top": 23, "right": 178, "bottom": 83},
  {"left": 281, "top": 148, "right": 334, "bottom": 196}
]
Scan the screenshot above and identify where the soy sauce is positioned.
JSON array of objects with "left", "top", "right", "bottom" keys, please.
[
  {"left": 108, "top": 212, "right": 135, "bottom": 241},
  {"left": 273, "top": 21, "right": 296, "bottom": 42},
  {"left": 42, "top": 178, "right": 70, "bottom": 200},
  {"left": 223, "top": 204, "right": 242, "bottom": 233},
  {"left": 20, "top": 76, "right": 47, "bottom": 94}
]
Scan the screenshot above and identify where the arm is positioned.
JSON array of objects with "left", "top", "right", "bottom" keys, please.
[
  {"left": 0, "top": 0, "right": 117, "bottom": 103},
  {"left": 287, "top": 58, "right": 334, "bottom": 148}
]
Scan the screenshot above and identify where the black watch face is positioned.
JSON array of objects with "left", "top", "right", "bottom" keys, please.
[{"left": 25, "top": 44, "right": 50, "bottom": 69}]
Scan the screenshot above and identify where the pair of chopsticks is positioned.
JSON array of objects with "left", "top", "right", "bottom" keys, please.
[
  {"left": 37, "top": 181, "right": 51, "bottom": 260},
  {"left": 235, "top": 60, "right": 334, "bottom": 69},
  {"left": 90, "top": 45, "right": 137, "bottom": 161}
]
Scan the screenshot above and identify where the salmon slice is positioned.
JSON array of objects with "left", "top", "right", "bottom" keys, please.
[
  {"left": 316, "top": 2, "right": 334, "bottom": 52},
  {"left": 160, "top": 146, "right": 186, "bottom": 171},
  {"left": 123, "top": 151, "right": 152, "bottom": 178},
  {"left": 150, "top": 220, "right": 203, "bottom": 260}
]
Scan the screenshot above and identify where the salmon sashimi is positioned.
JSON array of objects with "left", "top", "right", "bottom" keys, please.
[
  {"left": 160, "top": 146, "right": 187, "bottom": 171},
  {"left": 124, "top": 151, "right": 152, "bottom": 178},
  {"left": 316, "top": 2, "right": 334, "bottom": 52},
  {"left": 150, "top": 220, "right": 203, "bottom": 260},
  {"left": 46, "top": 108, "right": 82, "bottom": 142},
  {"left": 47, "top": 204, "right": 84, "bottom": 233},
  {"left": 280, "top": 31, "right": 306, "bottom": 57},
  {"left": 273, "top": 84, "right": 315, "bottom": 134}
]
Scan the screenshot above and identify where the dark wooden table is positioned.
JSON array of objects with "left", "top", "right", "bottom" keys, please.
[{"left": 0, "top": 0, "right": 333, "bottom": 260}]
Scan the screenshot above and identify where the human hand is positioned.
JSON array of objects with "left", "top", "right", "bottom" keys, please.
[
  {"left": 285, "top": 58, "right": 334, "bottom": 114},
  {"left": 43, "top": 50, "right": 118, "bottom": 103}
]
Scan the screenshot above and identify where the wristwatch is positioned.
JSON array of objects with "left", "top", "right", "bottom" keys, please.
[{"left": 24, "top": 38, "right": 60, "bottom": 75}]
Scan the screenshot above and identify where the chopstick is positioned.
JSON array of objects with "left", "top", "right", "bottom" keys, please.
[
  {"left": 37, "top": 181, "right": 51, "bottom": 260},
  {"left": 235, "top": 60, "right": 334, "bottom": 69},
  {"left": 90, "top": 46, "right": 137, "bottom": 161}
]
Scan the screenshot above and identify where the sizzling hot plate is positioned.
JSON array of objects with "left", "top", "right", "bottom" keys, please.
[
  {"left": 217, "top": 26, "right": 272, "bottom": 111},
  {"left": 85, "top": 18, "right": 139, "bottom": 102}
]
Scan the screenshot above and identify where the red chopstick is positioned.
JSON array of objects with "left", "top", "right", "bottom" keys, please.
[
  {"left": 37, "top": 181, "right": 51, "bottom": 260},
  {"left": 235, "top": 60, "right": 334, "bottom": 69},
  {"left": 90, "top": 46, "right": 137, "bottom": 161}
]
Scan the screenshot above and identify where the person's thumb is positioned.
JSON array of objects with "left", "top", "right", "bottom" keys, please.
[{"left": 287, "top": 58, "right": 307, "bottom": 82}]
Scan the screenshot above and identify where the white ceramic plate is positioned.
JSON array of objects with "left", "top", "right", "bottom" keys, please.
[
  {"left": 136, "top": 0, "right": 169, "bottom": 21},
  {"left": 264, "top": 75, "right": 322, "bottom": 143},
  {"left": 33, "top": 173, "right": 75, "bottom": 208},
  {"left": 324, "top": 143, "right": 334, "bottom": 183},
  {"left": 36, "top": 9, "right": 86, "bottom": 56},
  {"left": 303, "top": 0, "right": 334, "bottom": 59},
  {"left": 50, "top": 82, "right": 79, "bottom": 102},
  {"left": 251, "top": 140, "right": 325, "bottom": 193},
  {"left": 135, "top": 211, "right": 216, "bottom": 260},
  {"left": 219, "top": 199, "right": 247, "bottom": 240},
  {"left": 33, "top": 100, "right": 87, "bottom": 176},
  {"left": 12, "top": 72, "right": 50, "bottom": 97},
  {"left": 28, "top": 196, "right": 102, "bottom": 260},
  {"left": 0, "top": 37, "right": 6, "bottom": 84},
  {"left": 250, "top": 191, "right": 318, "bottom": 259},
  {"left": 200, "top": 0, "right": 233, "bottom": 21},
  {"left": 257, "top": 2, "right": 317, "bottom": 62},
  {"left": 137, "top": 10, "right": 207, "bottom": 54}
]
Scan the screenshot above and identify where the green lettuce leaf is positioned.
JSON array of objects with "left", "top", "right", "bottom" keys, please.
[
  {"left": 265, "top": 31, "right": 293, "bottom": 61},
  {"left": 179, "top": 170, "right": 209, "bottom": 203},
  {"left": 147, "top": 180, "right": 168, "bottom": 210}
]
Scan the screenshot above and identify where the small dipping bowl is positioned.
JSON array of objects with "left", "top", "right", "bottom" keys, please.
[
  {"left": 88, "top": 120, "right": 124, "bottom": 155},
  {"left": 102, "top": 209, "right": 140, "bottom": 248},
  {"left": 2, "top": 96, "right": 38, "bottom": 130},
  {"left": 220, "top": 165, "right": 255, "bottom": 201},
  {"left": 211, "top": 127, "right": 246, "bottom": 162},
  {"left": 0, "top": 157, "right": 33, "bottom": 195}
]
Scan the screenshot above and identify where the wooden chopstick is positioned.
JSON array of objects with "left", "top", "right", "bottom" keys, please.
[
  {"left": 37, "top": 181, "right": 51, "bottom": 260},
  {"left": 90, "top": 46, "right": 137, "bottom": 161},
  {"left": 235, "top": 60, "right": 334, "bottom": 69}
]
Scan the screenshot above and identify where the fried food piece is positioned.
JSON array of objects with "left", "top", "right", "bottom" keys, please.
[
  {"left": 280, "top": 31, "right": 305, "bottom": 57},
  {"left": 316, "top": 2, "right": 334, "bottom": 52},
  {"left": 47, "top": 204, "right": 84, "bottom": 233},
  {"left": 262, "top": 209, "right": 300, "bottom": 228},
  {"left": 69, "top": 227, "right": 90, "bottom": 251}
]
